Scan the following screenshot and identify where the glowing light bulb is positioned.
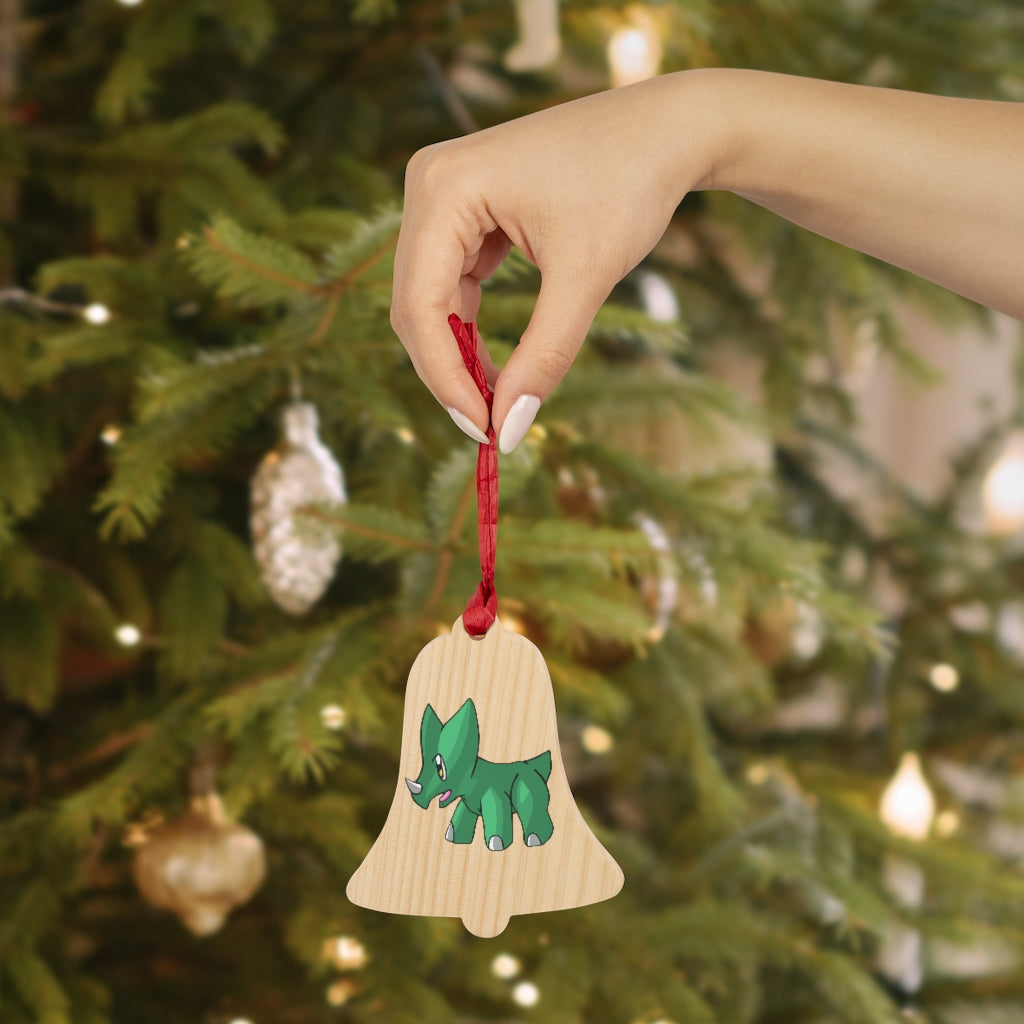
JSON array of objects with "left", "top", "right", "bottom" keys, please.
[
  {"left": 746, "top": 763, "right": 769, "bottom": 786},
  {"left": 512, "top": 981, "right": 540, "bottom": 1007},
  {"left": 118, "top": 0, "right": 144, "bottom": 6},
  {"left": 581, "top": 724, "right": 614, "bottom": 755},
  {"left": 491, "top": 953, "right": 521, "bottom": 979},
  {"left": 879, "top": 753, "right": 935, "bottom": 840},
  {"left": 328, "top": 935, "right": 368, "bottom": 970},
  {"left": 100, "top": 423, "right": 122, "bottom": 445},
  {"left": 114, "top": 623, "right": 141, "bottom": 647},
  {"left": 608, "top": 23, "right": 661, "bottom": 88},
  {"left": 394, "top": 427, "right": 415, "bottom": 445},
  {"left": 325, "top": 982, "right": 349, "bottom": 1006},
  {"left": 928, "top": 663, "right": 959, "bottom": 692},
  {"left": 984, "top": 437, "right": 1024, "bottom": 535},
  {"left": 935, "top": 810, "right": 960, "bottom": 837},
  {"left": 83, "top": 302, "right": 111, "bottom": 324},
  {"left": 320, "top": 704, "right": 346, "bottom": 730}
]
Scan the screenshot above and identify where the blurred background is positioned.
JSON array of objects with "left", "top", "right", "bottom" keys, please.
[{"left": 2, "top": 1, "right": 1024, "bottom": 1022}]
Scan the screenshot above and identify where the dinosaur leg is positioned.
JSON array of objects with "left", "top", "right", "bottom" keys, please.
[
  {"left": 445, "top": 801, "right": 478, "bottom": 844},
  {"left": 480, "top": 788, "right": 513, "bottom": 852},
  {"left": 512, "top": 770, "right": 554, "bottom": 847}
]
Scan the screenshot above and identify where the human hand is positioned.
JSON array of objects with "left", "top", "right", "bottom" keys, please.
[{"left": 390, "top": 72, "right": 720, "bottom": 452}]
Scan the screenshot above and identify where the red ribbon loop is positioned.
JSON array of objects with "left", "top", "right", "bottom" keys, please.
[{"left": 448, "top": 314, "right": 498, "bottom": 636}]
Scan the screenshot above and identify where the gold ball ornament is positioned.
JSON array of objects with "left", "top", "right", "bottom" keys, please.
[
  {"left": 132, "top": 793, "right": 266, "bottom": 936},
  {"left": 250, "top": 401, "right": 347, "bottom": 615}
]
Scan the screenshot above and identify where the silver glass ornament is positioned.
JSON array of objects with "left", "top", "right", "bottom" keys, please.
[{"left": 250, "top": 401, "right": 346, "bottom": 615}]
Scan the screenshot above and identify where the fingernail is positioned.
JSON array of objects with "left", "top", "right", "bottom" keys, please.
[
  {"left": 498, "top": 394, "right": 541, "bottom": 455},
  {"left": 446, "top": 406, "right": 490, "bottom": 445}
]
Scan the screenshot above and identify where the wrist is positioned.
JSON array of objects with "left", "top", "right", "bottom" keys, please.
[{"left": 671, "top": 67, "right": 757, "bottom": 195}]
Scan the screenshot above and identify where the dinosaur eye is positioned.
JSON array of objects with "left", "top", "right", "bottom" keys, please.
[{"left": 434, "top": 754, "right": 446, "bottom": 781}]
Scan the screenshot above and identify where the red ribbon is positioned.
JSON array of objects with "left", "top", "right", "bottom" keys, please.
[{"left": 448, "top": 313, "right": 498, "bottom": 636}]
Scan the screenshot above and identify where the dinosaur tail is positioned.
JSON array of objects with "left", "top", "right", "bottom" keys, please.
[{"left": 526, "top": 750, "right": 552, "bottom": 781}]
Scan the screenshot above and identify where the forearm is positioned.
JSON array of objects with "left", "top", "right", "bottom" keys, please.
[{"left": 690, "top": 69, "right": 1024, "bottom": 317}]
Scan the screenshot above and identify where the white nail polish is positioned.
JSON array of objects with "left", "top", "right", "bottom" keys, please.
[
  {"left": 498, "top": 394, "right": 541, "bottom": 455},
  {"left": 446, "top": 406, "right": 490, "bottom": 445}
]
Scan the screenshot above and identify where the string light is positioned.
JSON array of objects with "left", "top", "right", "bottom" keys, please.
[
  {"left": 746, "top": 763, "right": 769, "bottom": 786},
  {"left": 491, "top": 953, "right": 521, "bottom": 979},
  {"left": 983, "top": 435, "right": 1024, "bottom": 535},
  {"left": 511, "top": 981, "right": 540, "bottom": 1008},
  {"left": 83, "top": 302, "right": 111, "bottom": 324},
  {"left": 608, "top": 12, "right": 661, "bottom": 88},
  {"left": 117, "top": 0, "right": 145, "bottom": 6},
  {"left": 581, "top": 724, "right": 614, "bottom": 755},
  {"left": 879, "top": 753, "right": 935, "bottom": 841},
  {"left": 326, "top": 935, "right": 368, "bottom": 970},
  {"left": 935, "top": 810, "right": 960, "bottom": 837},
  {"left": 114, "top": 623, "right": 142, "bottom": 647},
  {"left": 100, "top": 423, "right": 122, "bottom": 445},
  {"left": 325, "top": 981, "right": 351, "bottom": 1007},
  {"left": 394, "top": 427, "right": 415, "bottom": 445},
  {"left": 928, "top": 663, "right": 960, "bottom": 693},
  {"left": 320, "top": 704, "right": 346, "bottom": 730}
]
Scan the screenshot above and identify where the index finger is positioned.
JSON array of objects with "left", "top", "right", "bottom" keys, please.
[{"left": 390, "top": 158, "right": 494, "bottom": 440}]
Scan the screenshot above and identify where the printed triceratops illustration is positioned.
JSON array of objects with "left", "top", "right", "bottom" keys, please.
[{"left": 405, "top": 698, "right": 554, "bottom": 852}]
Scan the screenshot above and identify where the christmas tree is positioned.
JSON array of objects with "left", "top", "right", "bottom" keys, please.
[{"left": 3, "top": 1, "right": 1024, "bottom": 1021}]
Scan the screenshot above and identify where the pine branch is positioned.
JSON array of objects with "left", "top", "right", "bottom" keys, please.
[
  {"left": 303, "top": 502, "right": 434, "bottom": 560},
  {"left": 320, "top": 205, "right": 401, "bottom": 286},
  {"left": 186, "top": 214, "right": 320, "bottom": 306}
]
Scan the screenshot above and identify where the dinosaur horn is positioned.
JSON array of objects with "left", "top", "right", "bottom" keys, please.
[{"left": 405, "top": 778, "right": 422, "bottom": 795}]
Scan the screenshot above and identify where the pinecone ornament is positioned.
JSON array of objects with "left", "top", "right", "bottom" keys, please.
[{"left": 250, "top": 401, "right": 346, "bottom": 615}]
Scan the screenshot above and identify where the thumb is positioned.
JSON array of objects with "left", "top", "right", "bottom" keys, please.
[{"left": 492, "top": 270, "right": 608, "bottom": 454}]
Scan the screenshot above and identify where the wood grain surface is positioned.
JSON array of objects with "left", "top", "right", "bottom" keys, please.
[{"left": 347, "top": 617, "right": 624, "bottom": 937}]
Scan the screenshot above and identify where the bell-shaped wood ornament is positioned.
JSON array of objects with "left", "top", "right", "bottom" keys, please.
[{"left": 347, "top": 617, "right": 623, "bottom": 938}]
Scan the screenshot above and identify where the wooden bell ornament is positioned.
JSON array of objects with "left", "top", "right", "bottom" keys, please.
[
  {"left": 346, "top": 615, "right": 623, "bottom": 937},
  {"left": 347, "top": 316, "right": 623, "bottom": 937}
]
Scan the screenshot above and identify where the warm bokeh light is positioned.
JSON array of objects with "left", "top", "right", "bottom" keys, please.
[
  {"left": 320, "top": 704, "right": 346, "bottom": 730},
  {"left": 984, "top": 438, "right": 1024, "bottom": 535},
  {"left": 114, "top": 623, "right": 141, "bottom": 647},
  {"left": 581, "top": 724, "right": 614, "bottom": 755},
  {"left": 491, "top": 952, "right": 522, "bottom": 979},
  {"left": 879, "top": 752, "right": 935, "bottom": 840},
  {"left": 83, "top": 302, "right": 111, "bottom": 324},
  {"left": 512, "top": 981, "right": 540, "bottom": 1007},
  {"left": 327, "top": 935, "right": 368, "bottom": 970},
  {"left": 928, "top": 662, "right": 960, "bottom": 692},
  {"left": 608, "top": 22, "right": 661, "bottom": 88}
]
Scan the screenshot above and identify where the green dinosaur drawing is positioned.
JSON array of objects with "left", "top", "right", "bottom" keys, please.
[{"left": 405, "top": 698, "right": 554, "bottom": 851}]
